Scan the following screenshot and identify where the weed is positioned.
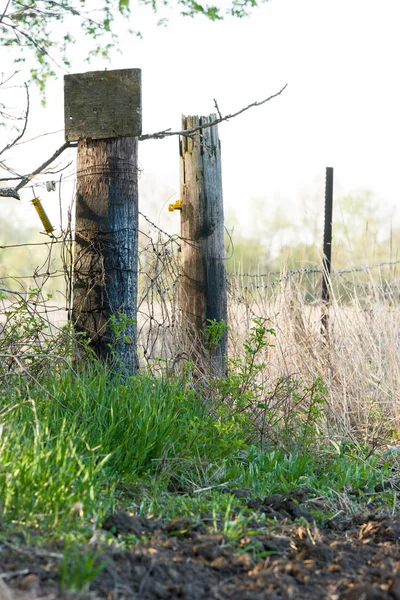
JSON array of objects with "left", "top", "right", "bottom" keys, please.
[{"left": 60, "top": 542, "right": 107, "bottom": 593}]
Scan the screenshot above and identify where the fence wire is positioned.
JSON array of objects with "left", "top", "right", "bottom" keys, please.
[{"left": 2, "top": 212, "right": 400, "bottom": 373}]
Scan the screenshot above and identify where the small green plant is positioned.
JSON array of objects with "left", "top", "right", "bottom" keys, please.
[
  {"left": 60, "top": 542, "right": 107, "bottom": 593},
  {"left": 0, "top": 291, "right": 79, "bottom": 377},
  {"left": 213, "top": 318, "right": 275, "bottom": 423},
  {"left": 203, "top": 318, "right": 230, "bottom": 393},
  {"left": 203, "top": 318, "right": 328, "bottom": 452},
  {"left": 204, "top": 319, "right": 229, "bottom": 354},
  {"left": 288, "top": 377, "right": 327, "bottom": 450},
  {"left": 106, "top": 312, "right": 137, "bottom": 370},
  {"left": 109, "top": 313, "right": 136, "bottom": 346}
]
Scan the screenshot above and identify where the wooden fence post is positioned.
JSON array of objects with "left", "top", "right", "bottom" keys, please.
[
  {"left": 64, "top": 68, "right": 141, "bottom": 372},
  {"left": 179, "top": 115, "right": 228, "bottom": 374}
]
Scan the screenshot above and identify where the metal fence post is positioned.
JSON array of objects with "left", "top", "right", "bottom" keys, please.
[{"left": 321, "top": 166, "right": 334, "bottom": 335}]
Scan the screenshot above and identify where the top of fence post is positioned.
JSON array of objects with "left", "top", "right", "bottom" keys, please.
[{"left": 64, "top": 68, "right": 142, "bottom": 141}]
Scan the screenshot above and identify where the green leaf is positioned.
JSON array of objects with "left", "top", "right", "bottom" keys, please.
[{"left": 119, "top": 0, "right": 130, "bottom": 12}]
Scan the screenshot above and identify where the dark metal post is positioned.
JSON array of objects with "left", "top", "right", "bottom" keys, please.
[{"left": 321, "top": 166, "right": 334, "bottom": 334}]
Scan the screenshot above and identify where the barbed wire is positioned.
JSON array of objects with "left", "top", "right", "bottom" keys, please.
[
  {"left": 2, "top": 229, "right": 400, "bottom": 297},
  {"left": 2, "top": 211, "right": 400, "bottom": 377},
  {"left": 228, "top": 260, "right": 400, "bottom": 279},
  {"left": 227, "top": 261, "right": 400, "bottom": 292}
]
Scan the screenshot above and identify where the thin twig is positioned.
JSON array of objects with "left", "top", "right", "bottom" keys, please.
[
  {"left": 0, "top": 83, "right": 29, "bottom": 158},
  {"left": 15, "top": 140, "right": 71, "bottom": 191},
  {"left": 0, "top": 287, "right": 39, "bottom": 296},
  {"left": 213, "top": 98, "right": 223, "bottom": 120},
  {"left": 15, "top": 128, "right": 64, "bottom": 146},
  {"left": 139, "top": 84, "right": 288, "bottom": 141},
  {"left": 0, "top": 0, "right": 11, "bottom": 25},
  {"left": 0, "top": 569, "right": 31, "bottom": 580},
  {"left": 0, "top": 141, "right": 72, "bottom": 198},
  {"left": 0, "top": 539, "right": 63, "bottom": 559}
]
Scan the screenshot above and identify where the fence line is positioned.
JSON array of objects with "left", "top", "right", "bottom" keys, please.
[
  {"left": 2, "top": 222, "right": 400, "bottom": 298},
  {"left": 2, "top": 213, "right": 400, "bottom": 371}
]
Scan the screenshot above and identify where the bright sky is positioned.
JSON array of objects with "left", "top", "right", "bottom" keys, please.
[{"left": 1, "top": 0, "right": 400, "bottom": 242}]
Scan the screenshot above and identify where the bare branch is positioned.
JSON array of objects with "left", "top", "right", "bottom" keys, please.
[
  {"left": 0, "top": 85, "right": 288, "bottom": 200},
  {"left": 43, "top": 160, "right": 73, "bottom": 175},
  {"left": 14, "top": 141, "right": 71, "bottom": 192},
  {"left": 0, "top": 83, "right": 29, "bottom": 158},
  {"left": 0, "top": 187, "right": 20, "bottom": 199},
  {"left": 0, "top": 70, "right": 20, "bottom": 87},
  {"left": 213, "top": 98, "right": 223, "bottom": 120},
  {"left": 139, "top": 84, "right": 288, "bottom": 141},
  {"left": 0, "top": 0, "right": 11, "bottom": 25},
  {"left": 2, "top": 18, "right": 69, "bottom": 75},
  {"left": 0, "top": 160, "right": 72, "bottom": 182},
  {"left": 0, "top": 160, "right": 24, "bottom": 180},
  {"left": 14, "top": 128, "right": 64, "bottom": 146},
  {"left": 0, "top": 141, "right": 71, "bottom": 199}
]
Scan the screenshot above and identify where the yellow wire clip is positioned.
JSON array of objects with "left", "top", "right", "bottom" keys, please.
[
  {"left": 31, "top": 197, "right": 55, "bottom": 234},
  {"left": 168, "top": 200, "right": 182, "bottom": 212}
]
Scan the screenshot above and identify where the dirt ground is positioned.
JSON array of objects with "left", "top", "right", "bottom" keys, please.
[{"left": 1, "top": 489, "right": 400, "bottom": 600}]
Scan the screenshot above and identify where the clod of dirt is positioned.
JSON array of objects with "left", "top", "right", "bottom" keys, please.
[
  {"left": 341, "top": 584, "right": 390, "bottom": 599},
  {"left": 359, "top": 520, "right": 400, "bottom": 543},
  {"left": 326, "top": 515, "right": 357, "bottom": 531},
  {"left": 295, "top": 539, "right": 336, "bottom": 563},
  {"left": 389, "top": 577, "right": 400, "bottom": 600},
  {"left": 261, "top": 488, "right": 314, "bottom": 521},
  {"left": 102, "top": 512, "right": 162, "bottom": 537},
  {"left": 210, "top": 556, "right": 230, "bottom": 570},
  {"left": 165, "top": 517, "right": 192, "bottom": 532},
  {"left": 193, "top": 540, "right": 224, "bottom": 562},
  {"left": 19, "top": 573, "right": 41, "bottom": 593},
  {"left": 223, "top": 487, "right": 253, "bottom": 499},
  {"left": 231, "top": 552, "right": 253, "bottom": 569}
]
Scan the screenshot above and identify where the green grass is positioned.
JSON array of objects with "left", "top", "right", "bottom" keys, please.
[
  {"left": 0, "top": 364, "right": 249, "bottom": 532},
  {"left": 0, "top": 362, "right": 396, "bottom": 544}
]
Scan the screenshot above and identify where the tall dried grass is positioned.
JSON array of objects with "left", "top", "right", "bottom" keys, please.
[{"left": 227, "top": 267, "right": 400, "bottom": 444}]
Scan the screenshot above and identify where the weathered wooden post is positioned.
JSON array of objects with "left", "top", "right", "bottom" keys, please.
[
  {"left": 178, "top": 115, "right": 228, "bottom": 374},
  {"left": 64, "top": 68, "right": 141, "bottom": 372}
]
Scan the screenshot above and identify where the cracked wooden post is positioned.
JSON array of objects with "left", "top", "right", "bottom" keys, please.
[
  {"left": 64, "top": 68, "right": 141, "bottom": 372},
  {"left": 179, "top": 115, "right": 228, "bottom": 374}
]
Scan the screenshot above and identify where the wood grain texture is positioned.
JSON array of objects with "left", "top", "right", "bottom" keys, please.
[
  {"left": 73, "top": 136, "right": 139, "bottom": 372},
  {"left": 180, "top": 115, "right": 228, "bottom": 374},
  {"left": 64, "top": 69, "right": 142, "bottom": 141}
]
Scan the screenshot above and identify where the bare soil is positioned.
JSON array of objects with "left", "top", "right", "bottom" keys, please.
[{"left": 2, "top": 489, "right": 400, "bottom": 600}]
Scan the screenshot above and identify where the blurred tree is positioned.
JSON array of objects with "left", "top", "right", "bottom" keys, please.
[
  {"left": 0, "top": 0, "right": 269, "bottom": 90},
  {"left": 227, "top": 190, "right": 399, "bottom": 275}
]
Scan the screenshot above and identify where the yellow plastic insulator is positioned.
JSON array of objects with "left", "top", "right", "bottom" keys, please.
[
  {"left": 168, "top": 200, "right": 182, "bottom": 212},
  {"left": 31, "top": 197, "right": 55, "bottom": 234}
]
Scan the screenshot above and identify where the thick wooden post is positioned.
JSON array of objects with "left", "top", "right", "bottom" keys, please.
[
  {"left": 179, "top": 115, "right": 228, "bottom": 374},
  {"left": 64, "top": 69, "right": 141, "bottom": 372}
]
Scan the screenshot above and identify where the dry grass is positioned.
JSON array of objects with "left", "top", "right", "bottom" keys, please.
[
  {"left": 226, "top": 268, "right": 400, "bottom": 445},
  {"left": 3, "top": 233, "right": 400, "bottom": 448}
]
